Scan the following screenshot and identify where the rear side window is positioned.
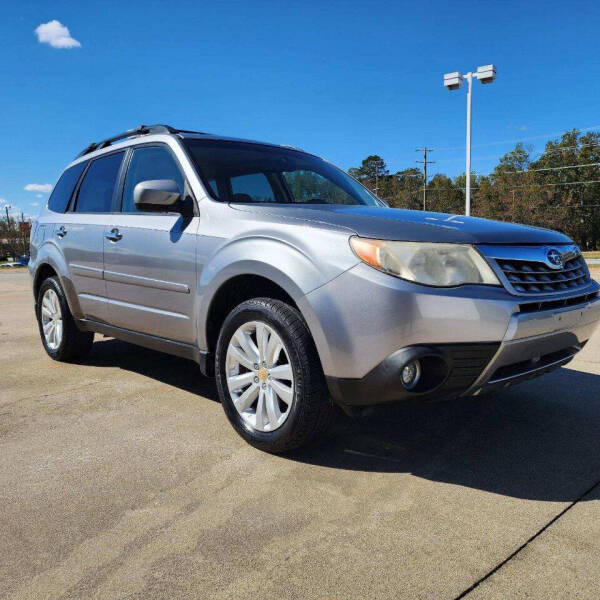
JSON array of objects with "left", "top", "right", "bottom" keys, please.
[
  {"left": 122, "top": 146, "right": 184, "bottom": 212},
  {"left": 47, "top": 161, "right": 87, "bottom": 213},
  {"left": 75, "top": 152, "right": 124, "bottom": 213}
]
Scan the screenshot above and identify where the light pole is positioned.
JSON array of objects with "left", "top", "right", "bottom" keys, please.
[{"left": 443, "top": 65, "right": 496, "bottom": 216}]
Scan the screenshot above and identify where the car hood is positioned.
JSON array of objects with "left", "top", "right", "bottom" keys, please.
[{"left": 231, "top": 204, "right": 572, "bottom": 245}]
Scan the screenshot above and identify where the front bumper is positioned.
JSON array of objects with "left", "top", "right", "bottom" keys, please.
[
  {"left": 300, "top": 263, "right": 600, "bottom": 406},
  {"left": 464, "top": 294, "right": 600, "bottom": 395}
]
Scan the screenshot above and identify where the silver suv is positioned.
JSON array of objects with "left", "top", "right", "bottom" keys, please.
[{"left": 30, "top": 124, "right": 600, "bottom": 452}]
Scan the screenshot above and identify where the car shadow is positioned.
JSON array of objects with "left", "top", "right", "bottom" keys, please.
[
  {"left": 85, "top": 338, "right": 600, "bottom": 502},
  {"left": 84, "top": 337, "right": 219, "bottom": 401},
  {"left": 291, "top": 367, "right": 600, "bottom": 502}
]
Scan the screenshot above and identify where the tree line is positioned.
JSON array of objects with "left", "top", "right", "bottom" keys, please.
[
  {"left": 0, "top": 215, "right": 30, "bottom": 260},
  {"left": 348, "top": 129, "right": 600, "bottom": 250}
]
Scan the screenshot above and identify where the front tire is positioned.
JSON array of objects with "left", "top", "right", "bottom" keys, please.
[
  {"left": 215, "top": 298, "right": 333, "bottom": 453},
  {"left": 36, "top": 276, "right": 94, "bottom": 362}
]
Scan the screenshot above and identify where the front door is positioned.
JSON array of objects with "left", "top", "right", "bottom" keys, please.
[{"left": 103, "top": 145, "right": 199, "bottom": 344}]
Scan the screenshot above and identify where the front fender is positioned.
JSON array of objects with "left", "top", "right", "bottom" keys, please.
[{"left": 196, "top": 233, "right": 355, "bottom": 354}]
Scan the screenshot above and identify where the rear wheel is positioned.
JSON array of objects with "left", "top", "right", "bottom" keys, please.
[
  {"left": 36, "top": 276, "right": 94, "bottom": 361},
  {"left": 215, "top": 298, "right": 333, "bottom": 453}
]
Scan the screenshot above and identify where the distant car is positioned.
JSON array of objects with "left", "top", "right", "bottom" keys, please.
[
  {"left": 17, "top": 255, "right": 29, "bottom": 266},
  {"left": 29, "top": 124, "right": 600, "bottom": 452}
]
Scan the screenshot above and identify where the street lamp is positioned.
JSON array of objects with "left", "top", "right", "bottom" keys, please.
[{"left": 443, "top": 64, "right": 496, "bottom": 216}]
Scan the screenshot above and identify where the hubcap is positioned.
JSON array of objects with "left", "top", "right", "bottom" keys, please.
[
  {"left": 41, "top": 289, "right": 63, "bottom": 350},
  {"left": 225, "top": 320, "right": 294, "bottom": 432}
]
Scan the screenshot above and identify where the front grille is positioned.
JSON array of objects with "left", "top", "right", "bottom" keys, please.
[
  {"left": 519, "top": 291, "right": 599, "bottom": 313},
  {"left": 498, "top": 254, "right": 590, "bottom": 295}
]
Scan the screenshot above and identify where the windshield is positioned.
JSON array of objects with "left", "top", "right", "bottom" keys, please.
[{"left": 183, "top": 139, "right": 380, "bottom": 206}]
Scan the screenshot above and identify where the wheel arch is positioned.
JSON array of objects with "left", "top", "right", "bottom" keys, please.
[
  {"left": 33, "top": 262, "right": 59, "bottom": 301},
  {"left": 199, "top": 263, "right": 330, "bottom": 377},
  {"left": 32, "top": 253, "right": 83, "bottom": 318},
  {"left": 202, "top": 263, "right": 305, "bottom": 353}
]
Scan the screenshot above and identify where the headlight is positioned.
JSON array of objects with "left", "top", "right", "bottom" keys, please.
[{"left": 350, "top": 237, "right": 500, "bottom": 287}]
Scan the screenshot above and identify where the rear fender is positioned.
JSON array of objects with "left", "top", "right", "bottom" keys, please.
[{"left": 32, "top": 238, "right": 83, "bottom": 318}]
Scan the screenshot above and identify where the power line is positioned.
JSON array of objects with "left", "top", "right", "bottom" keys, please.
[
  {"left": 415, "top": 148, "right": 435, "bottom": 210},
  {"left": 506, "top": 162, "right": 600, "bottom": 174},
  {"left": 381, "top": 179, "right": 600, "bottom": 199},
  {"left": 532, "top": 142, "right": 600, "bottom": 158},
  {"left": 418, "top": 143, "right": 600, "bottom": 168},
  {"left": 507, "top": 179, "right": 600, "bottom": 189},
  {"left": 366, "top": 125, "right": 600, "bottom": 174},
  {"left": 450, "top": 179, "right": 600, "bottom": 190},
  {"left": 433, "top": 124, "right": 600, "bottom": 152}
]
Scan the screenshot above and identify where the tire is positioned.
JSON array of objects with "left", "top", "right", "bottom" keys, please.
[
  {"left": 36, "top": 276, "right": 94, "bottom": 362},
  {"left": 215, "top": 298, "right": 334, "bottom": 453}
]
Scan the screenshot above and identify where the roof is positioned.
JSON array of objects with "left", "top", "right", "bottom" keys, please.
[{"left": 76, "top": 124, "right": 306, "bottom": 159}]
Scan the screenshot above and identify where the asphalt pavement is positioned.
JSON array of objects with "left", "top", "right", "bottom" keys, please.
[{"left": 1, "top": 270, "right": 599, "bottom": 599}]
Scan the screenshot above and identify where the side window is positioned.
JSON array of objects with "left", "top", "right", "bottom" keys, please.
[
  {"left": 122, "top": 146, "right": 185, "bottom": 212},
  {"left": 230, "top": 173, "right": 275, "bottom": 203},
  {"left": 48, "top": 161, "right": 88, "bottom": 213},
  {"left": 282, "top": 170, "right": 355, "bottom": 204},
  {"left": 75, "top": 152, "right": 124, "bottom": 213},
  {"left": 207, "top": 179, "right": 218, "bottom": 196}
]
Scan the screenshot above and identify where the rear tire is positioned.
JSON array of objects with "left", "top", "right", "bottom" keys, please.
[
  {"left": 215, "top": 298, "right": 334, "bottom": 453},
  {"left": 36, "top": 276, "right": 94, "bottom": 362}
]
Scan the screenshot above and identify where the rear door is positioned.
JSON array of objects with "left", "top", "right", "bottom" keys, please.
[
  {"left": 103, "top": 144, "right": 199, "bottom": 343},
  {"left": 57, "top": 151, "right": 125, "bottom": 322}
]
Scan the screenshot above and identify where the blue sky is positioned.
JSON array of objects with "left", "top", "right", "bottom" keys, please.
[{"left": 2, "top": 0, "right": 600, "bottom": 219}]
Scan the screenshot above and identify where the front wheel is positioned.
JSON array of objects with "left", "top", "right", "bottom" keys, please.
[{"left": 215, "top": 298, "right": 333, "bottom": 453}]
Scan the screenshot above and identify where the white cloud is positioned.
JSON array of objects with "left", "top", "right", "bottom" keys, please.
[
  {"left": 35, "top": 20, "right": 81, "bottom": 49},
  {"left": 24, "top": 183, "right": 52, "bottom": 193},
  {"left": 36, "top": 194, "right": 43, "bottom": 198},
  {"left": 0, "top": 198, "right": 6, "bottom": 205},
  {"left": 30, "top": 202, "right": 40, "bottom": 207}
]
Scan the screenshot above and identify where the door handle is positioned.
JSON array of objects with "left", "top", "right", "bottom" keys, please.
[
  {"left": 105, "top": 227, "right": 123, "bottom": 242},
  {"left": 56, "top": 225, "right": 67, "bottom": 238}
]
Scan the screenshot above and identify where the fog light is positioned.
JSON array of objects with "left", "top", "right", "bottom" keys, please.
[{"left": 401, "top": 360, "right": 421, "bottom": 390}]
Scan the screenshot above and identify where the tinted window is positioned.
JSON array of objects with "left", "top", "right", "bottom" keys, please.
[
  {"left": 231, "top": 173, "right": 275, "bottom": 203},
  {"left": 282, "top": 170, "right": 356, "bottom": 204},
  {"left": 207, "top": 179, "right": 218, "bottom": 196},
  {"left": 184, "top": 139, "right": 379, "bottom": 206},
  {"left": 122, "top": 146, "right": 184, "bottom": 212},
  {"left": 48, "top": 161, "right": 87, "bottom": 213},
  {"left": 75, "top": 152, "right": 124, "bottom": 213}
]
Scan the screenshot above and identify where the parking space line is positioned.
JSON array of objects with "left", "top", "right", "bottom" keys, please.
[{"left": 454, "top": 478, "right": 600, "bottom": 599}]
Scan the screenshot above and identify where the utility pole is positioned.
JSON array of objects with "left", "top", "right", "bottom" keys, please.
[{"left": 416, "top": 148, "right": 435, "bottom": 211}]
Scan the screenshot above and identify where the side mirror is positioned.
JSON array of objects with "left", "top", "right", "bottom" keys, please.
[{"left": 134, "top": 179, "right": 181, "bottom": 212}]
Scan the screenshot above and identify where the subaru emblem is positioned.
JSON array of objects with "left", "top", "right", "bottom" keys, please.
[{"left": 546, "top": 249, "right": 563, "bottom": 269}]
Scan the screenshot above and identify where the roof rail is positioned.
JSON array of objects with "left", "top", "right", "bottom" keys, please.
[{"left": 76, "top": 124, "right": 181, "bottom": 157}]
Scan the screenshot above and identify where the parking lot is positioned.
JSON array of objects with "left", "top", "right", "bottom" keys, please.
[{"left": 1, "top": 269, "right": 599, "bottom": 599}]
